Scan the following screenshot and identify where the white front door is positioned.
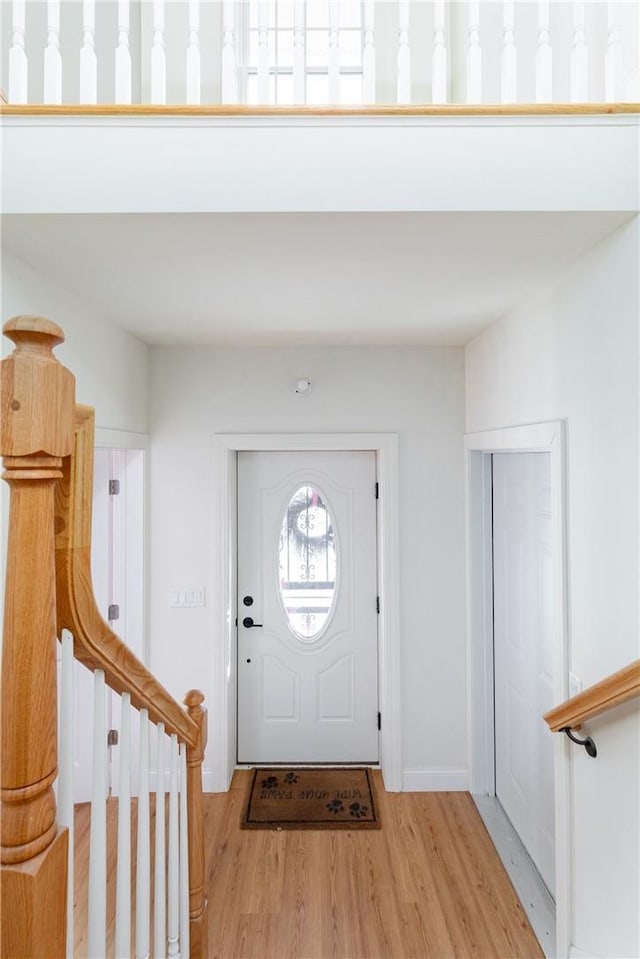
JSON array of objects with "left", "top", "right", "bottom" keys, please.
[
  {"left": 237, "top": 450, "right": 379, "bottom": 764},
  {"left": 493, "top": 451, "right": 555, "bottom": 896}
]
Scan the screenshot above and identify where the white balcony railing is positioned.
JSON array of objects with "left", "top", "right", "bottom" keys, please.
[{"left": 2, "top": 1, "right": 639, "bottom": 108}]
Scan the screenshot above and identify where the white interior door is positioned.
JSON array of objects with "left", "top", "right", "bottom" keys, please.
[
  {"left": 493, "top": 451, "right": 555, "bottom": 895},
  {"left": 70, "top": 447, "right": 145, "bottom": 801},
  {"left": 237, "top": 450, "right": 379, "bottom": 764}
]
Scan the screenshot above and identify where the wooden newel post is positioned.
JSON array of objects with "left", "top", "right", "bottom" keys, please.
[
  {"left": 183, "top": 689, "right": 209, "bottom": 959},
  {"left": 1, "top": 316, "right": 75, "bottom": 958}
]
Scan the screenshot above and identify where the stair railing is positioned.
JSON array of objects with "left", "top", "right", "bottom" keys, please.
[
  {"left": 544, "top": 659, "right": 640, "bottom": 757},
  {"left": 1, "top": 316, "right": 208, "bottom": 958}
]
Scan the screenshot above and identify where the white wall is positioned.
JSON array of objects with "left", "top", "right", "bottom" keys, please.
[
  {"left": 4, "top": 117, "right": 638, "bottom": 217},
  {"left": 148, "top": 344, "right": 466, "bottom": 790},
  {"left": 1, "top": 250, "right": 149, "bottom": 634},
  {"left": 465, "top": 218, "right": 640, "bottom": 959},
  {"left": 2, "top": 249, "right": 149, "bottom": 433}
]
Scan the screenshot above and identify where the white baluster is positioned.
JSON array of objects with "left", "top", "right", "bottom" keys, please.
[
  {"left": 179, "top": 744, "right": 190, "bottom": 959},
  {"left": 136, "top": 709, "right": 150, "bottom": 959},
  {"left": 432, "top": 0, "right": 447, "bottom": 104},
  {"left": 9, "top": 0, "right": 28, "bottom": 104},
  {"left": 88, "top": 670, "right": 107, "bottom": 959},
  {"left": 466, "top": 0, "right": 482, "bottom": 103},
  {"left": 257, "top": 0, "right": 270, "bottom": 104},
  {"left": 535, "top": 0, "right": 552, "bottom": 103},
  {"left": 151, "top": 0, "right": 167, "bottom": 105},
  {"left": 167, "top": 736, "right": 180, "bottom": 957},
  {"left": 397, "top": 0, "right": 411, "bottom": 104},
  {"left": 605, "top": 2, "right": 624, "bottom": 103},
  {"left": 44, "top": 0, "right": 62, "bottom": 104},
  {"left": 154, "top": 724, "right": 166, "bottom": 958},
  {"left": 328, "top": 0, "right": 340, "bottom": 103},
  {"left": 115, "top": 693, "right": 131, "bottom": 959},
  {"left": 221, "top": 0, "right": 238, "bottom": 104},
  {"left": 501, "top": 0, "right": 517, "bottom": 103},
  {"left": 186, "top": 0, "right": 201, "bottom": 104},
  {"left": 570, "top": 1, "right": 589, "bottom": 102},
  {"left": 59, "top": 630, "right": 75, "bottom": 959},
  {"left": 79, "top": 0, "right": 97, "bottom": 104},
  {"left": 293, "top": 0, "right": 305, "bottom": 105},
  {"left": 115, "top": 0, "right": 132, "bottom": 104},
  {"left": 363, "top": 0, "right": 375, "bottom": 104}
]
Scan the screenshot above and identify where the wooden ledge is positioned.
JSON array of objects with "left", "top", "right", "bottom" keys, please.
[{"left": 1, "top": 102, "right": 638, "bottom": 118}]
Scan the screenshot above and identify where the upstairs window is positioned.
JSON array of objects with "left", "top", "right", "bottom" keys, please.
[{"left": 243, "top": 0, "right": 364, "bottom": 105}]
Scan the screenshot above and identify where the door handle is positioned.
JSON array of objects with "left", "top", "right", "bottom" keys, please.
[{"left": 242, "top": 616, "right": 263, "bottom": 628}]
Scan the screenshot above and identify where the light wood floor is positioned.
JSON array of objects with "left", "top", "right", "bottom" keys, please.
[{"left": 74, "top": 771, "right": 545, "bottom": 959}]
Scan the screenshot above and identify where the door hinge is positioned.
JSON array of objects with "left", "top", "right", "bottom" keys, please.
[
  {"left": 376, "top": 596, "right": 380, "bottom": 614},
  {"left": 108, "top": 603, "right": 120, "bottom": 622},
  {"left": 107, "top": 728, "right": 119, "bottom": 747},
  {"left": 377, "top": 712, "right": 381, "bottom": 731},
  {"left": 375, "top": 482, "right": 379, "bottom": 499},
  {"left": 109, "top": 479, "right": 120, "bottom": 495}
]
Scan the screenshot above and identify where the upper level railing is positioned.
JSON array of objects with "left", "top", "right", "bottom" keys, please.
[{"left": 3, "top": 1, "right": 639, "bottom": 108}]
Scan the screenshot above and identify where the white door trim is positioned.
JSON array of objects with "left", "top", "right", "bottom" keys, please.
[
  {"left": 212, "top": 432, "right": 402, "bottom": 793},
  {"left": 464, "top": 421, "right": 570, "bottom": 959}
]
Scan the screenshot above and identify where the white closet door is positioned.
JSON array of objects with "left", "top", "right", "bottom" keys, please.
[{"left": 493, "top": 451, "right": 555, "bottom": 895}]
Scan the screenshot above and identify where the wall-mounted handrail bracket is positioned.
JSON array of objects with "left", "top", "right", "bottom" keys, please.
[{"left": 560, "top": 727, "right": 597, "bottom": 758}]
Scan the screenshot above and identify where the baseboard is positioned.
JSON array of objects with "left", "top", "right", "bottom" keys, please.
[
  {"left": 473, "top": 795, "right": 555, "bottom": 959},
  {"left": 401, "top": 767, "right": 469, "bottom": 791},
  {"left": 569, "top": 948, "right": 603, "bottom": 959}
]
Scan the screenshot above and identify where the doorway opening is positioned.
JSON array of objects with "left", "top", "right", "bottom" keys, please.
[
  {"left": 212, "top": 433, "right": 401, "bottom": 793},
  {"left": 465, "top": 422, "right": 570, "bottom": 959}
]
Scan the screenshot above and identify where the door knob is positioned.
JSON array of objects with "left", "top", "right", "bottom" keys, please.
[{"left": 242, "top": 616, "right": 263, "bottom": 628}]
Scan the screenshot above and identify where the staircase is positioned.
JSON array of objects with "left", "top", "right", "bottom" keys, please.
[{"left": 0, "top": 316, "right": 208, "bottom": 958}]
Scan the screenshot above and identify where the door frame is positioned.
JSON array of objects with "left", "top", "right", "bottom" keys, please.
[
  {"left": 464, "top": 421, "right": 570, "bottom": 959},
  {"left": 212, "top": 432, "right": 402, "bottom": 793}
]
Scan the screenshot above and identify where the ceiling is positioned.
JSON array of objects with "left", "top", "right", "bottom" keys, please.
[{"left": 2, "top": 211, "right": 631, "bottom": 347}]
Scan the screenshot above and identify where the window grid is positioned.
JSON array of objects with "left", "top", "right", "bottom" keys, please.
[{"left": 244, "top": 1, "right": 365, "bottom": 105}]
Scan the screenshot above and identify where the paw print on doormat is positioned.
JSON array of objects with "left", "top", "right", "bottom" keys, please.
[
  {"left": 326, "top": 799, "right": 345, "bottom": 814},
  {"left": 261, "top": 775, "right": 279, "bottom": 790},
  {"left": 283, "top": 772, "right": 299, "bottom": 784},
  {"left": 349, "top": 802, "right": 369, "bottom": 819}
]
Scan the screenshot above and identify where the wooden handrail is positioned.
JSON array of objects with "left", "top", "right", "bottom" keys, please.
[
  {"left": 1, "top": 102, "right": 638, "bottom": 117},
  {"left": 544, "top": 659, "right": 640, "bottom": 732},
  {"left": 54, "top": 404, "right": 199, "bottom": 748}
]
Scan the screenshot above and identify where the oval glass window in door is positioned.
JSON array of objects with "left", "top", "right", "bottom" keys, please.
[{"left": 278, "top": 485, "right": 337, "bottom": 641}]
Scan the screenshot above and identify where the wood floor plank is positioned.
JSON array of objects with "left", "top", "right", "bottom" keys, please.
[{"left": 73, "top": 770, "right": 545, "bottom": 959}]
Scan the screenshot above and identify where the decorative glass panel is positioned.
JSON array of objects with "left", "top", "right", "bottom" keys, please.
[{"left": 278, "top": 485, "right": 336, "bottom": 641}]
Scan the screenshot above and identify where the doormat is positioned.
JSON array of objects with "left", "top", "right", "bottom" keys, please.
[{"left": 241, "top": 767, "right": 381, "bottom": 830}]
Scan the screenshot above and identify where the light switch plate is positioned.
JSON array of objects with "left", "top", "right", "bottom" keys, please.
[
  {"left": 568, "top": 672, "right": 583, "bottom": 698},
  {"left": 169, "top": 588, "right": 206, "bottom": 608}
]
